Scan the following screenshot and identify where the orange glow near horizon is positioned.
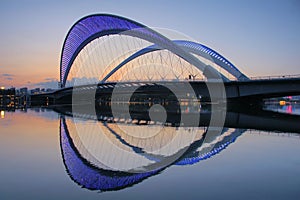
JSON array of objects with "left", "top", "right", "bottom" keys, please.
[
  {"left": 0, "top": 111, "right": 4, "bottom": 119},
  {"left": 0, "top": 63, "right": 59, "bottom": 89},
  {"left": 0, "top": 45, "right": 59, "bottom": 88},
  {"left": 0, "top": 110, "right": 58, "bottom": 140}
]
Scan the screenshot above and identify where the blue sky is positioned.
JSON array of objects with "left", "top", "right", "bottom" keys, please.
[{"left": 0, "top": 0, "right": 299, "bottom": 88}]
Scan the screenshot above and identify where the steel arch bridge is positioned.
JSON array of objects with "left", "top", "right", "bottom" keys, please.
[{"left": 60, "top": 14, "right": 248, "bottom": 88}]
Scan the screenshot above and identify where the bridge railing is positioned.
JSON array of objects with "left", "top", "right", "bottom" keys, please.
[
  {"left": 249, "top": 74, "right": 300, "bottom": 80},
  {"left": 64, "top": 74, "right": 300, "bottom": 89}
]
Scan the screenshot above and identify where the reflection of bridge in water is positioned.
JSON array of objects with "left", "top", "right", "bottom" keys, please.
[
  {"left": 60, "top": 120, "right": 242, "bottom": 191},
  {"left": 57, "top": 106, "right": 300, "bottom": 192},
  {"left": 54, "top": 103, "right": 300, "bottom": 133},
  {"left": 31, "top": 14, "right": 300, "bottom": 105}
]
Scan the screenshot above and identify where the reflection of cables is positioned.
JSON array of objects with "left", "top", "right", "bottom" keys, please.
[{"left": 103, "top": 123, "right": 145, "bottom": 154}]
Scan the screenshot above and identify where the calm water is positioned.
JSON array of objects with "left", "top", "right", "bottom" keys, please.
[{"left": 0, "top": 106, "right": 300, "bottom": 200}]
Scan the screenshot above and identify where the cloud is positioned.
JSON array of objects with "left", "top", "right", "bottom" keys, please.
[
  {"left": 33, "top": 78, "right": 58, "bottom": 89},
  {"left": 6, "top": 77, "right": 13, "bottom": 80},
  {"left": 44, "top": 78, "right": 56, "bottom": 81},
  {"left": 2, "top": 73, "right": 14, "bottom": 77}
]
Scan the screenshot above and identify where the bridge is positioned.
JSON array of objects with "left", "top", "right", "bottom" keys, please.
[
  {"left": 32, "top": 14, "right": 300, "bottom": 106},
  {"left": 43, "top": 14, "right": 300, "bottom": 191}
]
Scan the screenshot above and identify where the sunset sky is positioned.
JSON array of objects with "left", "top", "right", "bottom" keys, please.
[{"left": 0, "top": 0, "right": 299, "bottom": 89}]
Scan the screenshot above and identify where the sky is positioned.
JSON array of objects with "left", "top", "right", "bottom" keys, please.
[{"left": 0, "top": 0, "right": 299, "bottom": 89}]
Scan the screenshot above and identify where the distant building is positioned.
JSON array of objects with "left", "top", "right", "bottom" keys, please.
[
  {"left": 19, "top": 87, "right": 28, "bottom": 95},
  {"left": 17, "top": 87, "right": 29, "bottom": 107},
  {"left": 46, "top": 88, "right": 55, "bottom": 92},
  {"left": 30, "top": 88, "right": 40, "bottom": 94},
  {"left": 292, "top": 96, "right": 300, "bottom": 100},
  {"left": 0, "top": 87, "right": 16, "bottom": 108},
  {"left": 267, "top": 95, "right": 300, "bottom": 102}
]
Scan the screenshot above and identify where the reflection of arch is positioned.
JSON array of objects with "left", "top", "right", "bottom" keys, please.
[
  {"left": 101, "top": 40, "right": 249, "bottom": 82},
  {"left": 60, "top": 117, "right": 159, "bottom": 191},
  {"left": 60, "top": 14, "right": 231, "bottom": 87},
  {"left": 175, "top": 128, "right": 246, "bottom": 165},
  {"left": 59, "top": 114, "right": 245, "bottom": 191}
]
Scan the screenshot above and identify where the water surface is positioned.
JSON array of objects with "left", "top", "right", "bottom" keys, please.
[{"left": 0, "top": 107, "right": 299, "bottom": 200}]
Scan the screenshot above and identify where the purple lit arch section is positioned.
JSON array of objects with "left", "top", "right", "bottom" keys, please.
[
  {"left": 60, "top": 14, "right": 215, "bottom": 88},
  {"left": 60, "top": 14, "right": 146, "bottom": 87}
]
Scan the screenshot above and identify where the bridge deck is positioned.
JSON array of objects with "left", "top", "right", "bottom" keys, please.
[{"left": 31, "top": 78, "right": 300, "bottom": 105}]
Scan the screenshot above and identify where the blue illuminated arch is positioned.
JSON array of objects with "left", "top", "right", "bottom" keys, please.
[
  {"left": 60, "top": 14, "right": 145, "bottom": 87},
  {"left": 60, "top": 14, "right": 225, "bottom": 87}
]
